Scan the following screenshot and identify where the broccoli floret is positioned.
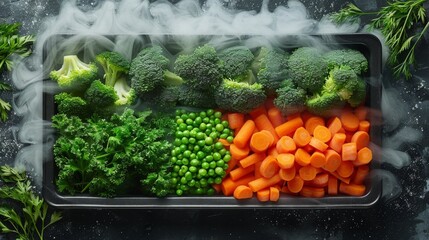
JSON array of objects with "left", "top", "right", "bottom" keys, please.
[
  {"left": 274, "top": 80, "right": 307, "bottom": 116},
  {"left": 252, "top": 47, "right": 289, "bottom": 95},
  {"left": 85, "top": 80, "right": 118, "bottom": 108},
  {"left": 96, "top": 52, "right": 130, "bottom": 86},
  {"left": 218, "top": 46, "right": 255, "bottom": 82},
  {"left": 306, "top": 92, "right": 343, "bottom": 116},
  {"left": 288, "top": 47, "right": 328, "bottom": 94},
  {"left": 95, "top": 51, "right": 136, "bottom": 106},
  {"left": 215, "top": 79, "right": 266, "bottom": 113},
  {"left": 323, "top": 49, "right": 368, "bottom": 75},
  {"left": 54, "top": 92, "right": 89, "bottom": 118},
  {"left": 347, "top": 78, "right": 366, "bottom": 107},
  {"left": 50, "top": 55, "right": 98, "bottom": 93},
  {"left": 178, "top": 85, "right": 217, "bottom": 109},
  {"left": 130, "top": 46, "right": 183, "bottom": 97},
  {"left": 141, "top": 86, "right": 180, "bottom": 111},
  {"left": 306, "top": 66, "right": 365, "bottom": 115},
  {"left": 174, "top": 44, "right": 223, "bottom": 91}
]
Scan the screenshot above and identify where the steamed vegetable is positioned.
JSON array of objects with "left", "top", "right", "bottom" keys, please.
[
  {"left": 221, "top": 101, "right": 372, "bottom": 201},
  {"left": 50, "top": 55, "right": 98, "bottom": 93},
  {"left": 274, "top": 80, "right": 307, "bottom": 116},
  {"left": 288, "top": 47, "right": 328, "bottom": 94}
]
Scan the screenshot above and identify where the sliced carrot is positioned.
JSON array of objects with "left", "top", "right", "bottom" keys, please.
[
  {"left": 276, "top": 136, "right": 296, "bottom": 153},
  {"left": 267, "top": 107, "right": 284, "bottom": 128},
  {"left": 269, "top": 186, "right": 280, "bottom": 202},
  {"left": 351, "top": 131, "right": 369, "bottom": 150},
  {"left": 218, "top": 138, "right": 231, "bottom": 147},
  {"left": 329, "top": 133, "right": 346, "bottom": 153},
  {"left": 225, "top": 157, "right": 238, "bottom": 174},
  {"left": 233, "top": 120, "right": 255, "bottom": 149},
  {"left": 339, "top": 182, "right": 366, "bottom": 196},
  {"left": 298, "top": 165, "right": 318, "bottom": 181},
  {"left": 305, "top": 116, "right": 325, "bottom": 135},
  {"left": 287, "top": 176, "right": 304, "bottom": 193},
  {"left": 309, "top": 137, "right": 328, "bottom": 152},
  {"left": 260, "top": 130, "right": 276, "bottom": 147},
  {"left": 327, "top": 117, "right": 342, "bottom": 135},
  {"left": 293, "top": 127, "right": 311, "bottom": 147},
  {"left": 253, "top": 114, "right": 279, "bottom": 142},
  {"left": 230, "top": 165, "right": 255, "bottom": 181},
  {"left": 250, "top": 131, "right": 272, "bottom": 153},
  {"left": 300, "top": 186, "right": 325, "bottom": 198},
  {"left": 330, "top": 171, "right": 351, "bottom": 184},
  {"left": 254, "top": 161, "right": 262, "bottom": 179},
  {"left": 275, "top": 116, "right": 304, "bottom": 137},
  {"left": 355, "top": 147, "right": 373, "bottom": 166},
  {"left": 249, "top": 104, "right": 267, "bottom": 119},
  {"left": 227, "top": 113, "right": 245, "bottom": 130},
  {"left": 259, "top": 155, "right": 279, "bottom": 178},
  {"left": 340, "top": 111, "right": 360, "bottom": 132},
  {"left": 221, "top": 174, "right": 255, "bottom": 196},
  {"left": 354, "top": 106, "right": 368, "bottom": 121},
  {"left": 248, "top": 174, "right": 281, "bottom": 192},
  {"left": 327, "top": 175, "right": 338, "bottom": 195},
  {"left": 230, "top": 144, "right": 250, "bottom": 160},
  {"left": 353, "top": 165, "right": 370, "bottom": 184},
  {"left": 257, "top": 189, "right": 270, "bottom": 202},
  {"left": 306, "top": 173, "right": 329, "bottom": 187},
  {"left": 233, "top": 185, "right": 253, "bottom": 199},
  {"left": 239, "top": 152, "right": 266, "bottom": 168},
  {"left": 324, "top": 149, "right": 342, "bottom": 172},
  {"left": 279, "top": 167, "right": 296, "bottom": 181},
  {"left": 267, "top": 146, "right": 279, "bottom": 158},
  {"left": 313, "top": 125, "right": 332, "bottom": 143},
  {"left": 342, "top": 142, "right": 357, "bottom": 161},
  {"left": 310, "top": 151, "right": 326, "bottom": 168},
  {"left": 336, "top": 161, "right": 355, "bottom": 178},
  {"left": 212, "top": 183, "right": 222, "bottom": 193},
  {"left": 276, "top": 153, "right": 295, "bottom": 169},
  {"left": 358, "top": 120, "right": 371, "bottom": 132},
  {"left": 294, "top": 148, "right": 311, "bottom": 166}
]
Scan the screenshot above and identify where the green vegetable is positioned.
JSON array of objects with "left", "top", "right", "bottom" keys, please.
[
  {"left": 50, "top": 55, "right": 98, "bottom": 93},
  {"left": 177, "top": 85, "right": 217, "bottom": 109},
  {"left": 174, "top": 44, "right": 223, "bottom": 91},
  {"left": 0, "top": 165, "right": 62, "bottom": 240},
  {"left": 331, "top": 0, "right": 428, "bottom": 79},
  {"left": 218, "top": 46, "right": 255, "bottom": 82},
  {"left": 54, "top": 92, "right": 89, "bottom": 119},
  {"left": 52, "top": 108, "right": 175, "bottom": 197},
  {"left": 0, "top": 22, "right": 34, "bottom": 71},
  {"left": 215, "top": 79, "right": 266, "bottom": 113},
  {"left": 96, "top": 51, "right": 136, "bottom": 106},
  {"left": 0, "top": 82, "right": 12, "bottom": 122},
  {"left": 252, "top": 47, "right": 289, "bottom": 95},
  {"left": 306, "top": 66, "right": 365, "bottom": 115},
  {"left": 323, "top": 49, "right": 368, "bottom": 75},
  {"left": 171, "top": 109, "right": 232, "bottom": 195},
  {"left": 130, "top": 46, "right": 183, "bottom": 96},
  {"left": 0, "top": 22, "right": 34, "bottom": 122},
  {"left": 84, "top": 80, "right": 118, "bottom": 108},
  {"left": 288, "top": 47, "right": 328, "bottom": 94},
  {"left": 274, "top": 80, "right": 307, "bottom": 116}
]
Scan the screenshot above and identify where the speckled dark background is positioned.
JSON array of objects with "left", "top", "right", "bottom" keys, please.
[{"left": 1, "top": 0, "right": 429, "bottom": 239}]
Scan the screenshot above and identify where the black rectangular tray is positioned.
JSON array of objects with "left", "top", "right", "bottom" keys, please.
[{"left": 43, "top": 33, "right": 382, "bottom": 208}]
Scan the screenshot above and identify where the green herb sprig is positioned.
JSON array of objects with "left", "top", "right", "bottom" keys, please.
[
  {"left": 0, "top": 22, "right": 35, "bottom": 122},
  {"left": 0, "top": 165, "right": 62, "bottom": 240},
  {"left": 331, "top": 0, "right": 429, "bottom": 79}
]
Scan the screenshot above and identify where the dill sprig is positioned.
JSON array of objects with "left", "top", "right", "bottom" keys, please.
[{"left": 331, "top": 0, "right": 428, "bottom": 80}]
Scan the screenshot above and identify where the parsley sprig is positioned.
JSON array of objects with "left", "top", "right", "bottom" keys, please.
[
  {"left": 331, "top": 0, "right": 428, "bottom": 79},
  {"left": 0, "top": 165, "right": 62, "bottom": 240}
]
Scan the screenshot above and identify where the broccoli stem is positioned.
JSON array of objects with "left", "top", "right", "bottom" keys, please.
[{"left": 163, "top": 70, "right": 183, "bottom": 86}]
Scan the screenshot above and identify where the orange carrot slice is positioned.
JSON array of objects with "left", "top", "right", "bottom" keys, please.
[
  {"left": 339, "top": 182, "right": 366, "bottom": 196},
  {"left": 313, "top": 125, "right": 332, "bottom": 143},
  {"left": 355, "top": 147, "right": 373, "bottom": 166},
  {"left": 350, "top": 131, "right": 369, "bottom": 150},
  {"left": 340, "top": 111, "right": 360, "bottom": 132},
  {"left": 228, "top": 113, "right": 245, "bottom": 130},
  {"left": 295, "top": 148, "right": 311, "bottom": 166},
  {"left": 329, "top": 133, "right": 346, "bottom": 153},
  {"left": 259, "top": 155, "right": 279, "bottom": 178},
  {"left": 309, "top": 137, "right": 329, "bottom": 152},
  {"left": 293, "top": 127, "right": 311, "bottom": 147},
  {"left": 248, "top": 174, "right": 282, "bottom": 192},
  {"left": 276, "top": 153, "right": 295, "bottom": 169},
  {"left": 279, "top": 167, "right": 296, "bottom": 181},
  {"left": 276, "top": 136, "right": 296, "bottom": 153},
  {"left": 305, "top": 116, "right": 325, "bottom": 135},
  {"left": 239, "top": 152, "right": 266, "bottom": 168},
  {"left": 233, "top": 120, "right": 255, "bottom": 149},
  {"left": 233, "top": 185, "right": 253, "bottom": 199},
  {"left": 275, "top": 116, "right": 304, "bottom": 137},
  {"left": 256, "top": 189, "right": 270, "bottom": 202},
  {"left": 287, "top": 176, "right": 304, "bottom": 193},
  {"left": 324, "top": 149, "right": 341, "bottom": 172},
  {"left": 310, "top": 151, "right": 326, "bottom": 168},
  {"left": 342, "top": 142, "right": 357, "bottom": 161},
  {"left": 298, "top": 165, "right": 318, "bottom": 181},
  {"left": 269, "top": 186, "right": 280, "bottom": 202}
]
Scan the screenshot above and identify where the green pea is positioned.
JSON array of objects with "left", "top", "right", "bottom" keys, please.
[
  {"left": 179, "top": 123, "right": 187, "bottom": 131},
  {"left": 180, "top": 184, "right": 188, "bottom": 191},
  {"left": 194, "top": 117, "right": 202, "bottom": 125},
  {"left": 181, "top": 158, "right": 189, "bottom": 165},
  {"left": 170, "top": 157, "right": 177, "bottom": 164},
  {"left": 176, "top": 160, "right": 182, "bottom": 166},
  {"left": 208, "top": 168, "right": 215, "bottom": 176},
  {"left": 222, "top": 128, "right": 230, "bottom": 136},
  {"left": 209, "top": 161, "right": 216, "bottom": 169},
  {"left": 200, "top": 179, "right": 208, "bottom": 187},
  {"left": 214, "top": 111, "right": 222, "bottom": 118},
  {"left": 179, "top": 144, "right": 187, "bottom": 152},
  {"left": 219, "top": 133, "right": 228, "bottom": 139},
  {"left": 223, "top": 154, "right": 231, "bottom": 162},
  {"left": 186, "top": 118, "right": 193, "bottom": 125},
  {"left": 180, "top": 177, "right": 187, "bottom": 184},
  {"left": 201, "top": 162, "right": 209, "bottom": 169},
  {"left": 189, "top": 166, "right": 197, "bottom": 173},
  {"left": 207, "top": 188, "right": 215, "bottom": 196},
  {"left": 209, "top": 132, "right": 218, "bottom": 140},
  {"left": 206, "top": 109, "right": 214, "bottom": 116},
  {"left": 222, "top": 164, "right": 228, "bottom": 170},
  {"left": 176, "top": 118, "right": 184, "bottom": 124},
  {"left": 183, "top": 150, "right": 191, "bottom": 158},
  {"left": 226, "top": 136, "right": 234, "bottom": 143},
  {"left": 215, "top": 167, "right": 224, "bottom": 176},
  {"left": 205, "top": 137, "right": 213, "bottom": 145},
  {"left": 185, "top": 171, "right": 193, "bottom": 181},
  {"left": 171, "top": 177, "right": 178, "bottom": 185},
  {"left": 193, "top": 145, "right": 200, "bottom": 152},
  {"left": 196, "top": 132, "right": 205, "bottom": 140},
  {"left": 181, "top": 137, "right": 189, "bottom": 145},
  {"left": 190, "top": 159, "right": 200, "bottom": 166},
  {"left": 214, "top": 142, "right": 224, "bottom": 150},
  {"left": 214, "top": 118, "right": 221, "bottom": 125},
  {"left": 180, "top": 114, "right": 188, "bottom": 119},
  {"left": 213, "top": 152, "right": 221, "bottom": 161},
  {"left": 203, "top": 117, "right": 210, "bottom": 123},
  {"left": 216, "top": 160, "right": 225, "bottom": 167},
  {"left": 198, "top": 140, "right": 206, "bottom": 147},
  {"left": 207, "top": 177, "right": 214, "bottom": 184},
  {"left": 189, "top": 137, "right": 196, "bottom": 144},
  {"left": 215, "top": 123, "right": 224, "bottom": 132},
  {"left": 189, "top": 112, "right": 196, "bottom": 119},
  {"left": 175, "top": 131, "right": 184, "bottom": 139},
  {"left": 214, "top": 177, "right": 222, "bottom": 184},
  {"left": 197, "top": 151, "right": 205, "bottom": 160},
  {"left": 203, "top": 146, "right": 212, "bottom": 154},
  {"left": 200, "top": 123, "right": 207, "bottom": 131},
  {"left": 198, "top": 168, "right": 207, "bottom": 176},
  {"left": 188, "top": 179, "right": 196, "bottom": 187},
  {"left": 222, "top": 120, "right": 229, "bottom": 127},
  {"left": 176, "top": 189, "right": 183, "bottom": 196},
  {"left": 200, "top": 111, "right": 207, "bottom": 118},
  {"left": 173, "top": 165, "right": 180, "bottom": 172},
  {"left": 187, "top": 125, "right": 193, "bottom": 130},
  {"left": 218, "top": 148, "right": 227, "bottom": 156},
  {"left": 205, "top": 155, "right": 214, "bottom": 162},
  {"left": 195, "top": 188, "right": 204, "bottom": 195}
]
